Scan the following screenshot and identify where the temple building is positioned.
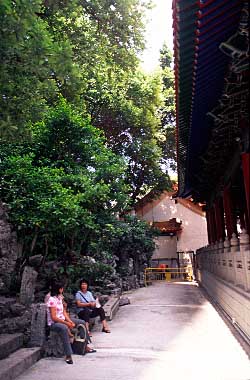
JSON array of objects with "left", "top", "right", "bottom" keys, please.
[
  {"left": 173, "top": 0, "right": 249, "bottom": 339},
  {"left": 135, "top": 191, "right": 207, "bottom": 266}
]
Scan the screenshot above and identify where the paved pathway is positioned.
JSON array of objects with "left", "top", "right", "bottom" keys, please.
[{"left": 17, "top": 282, "right": 250, "bottom": 380}]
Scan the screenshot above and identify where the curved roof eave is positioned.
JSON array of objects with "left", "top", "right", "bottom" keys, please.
[{"left": 173, "top": 0, "right": 245, "bottom": 199}]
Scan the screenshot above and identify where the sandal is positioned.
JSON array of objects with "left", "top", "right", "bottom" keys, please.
[
  {"left": 102, "top": 328, "right": 111, "bottom": 333},
  {"left": 65, "top": 357, "right": 73, "bottom": 364},
  {"left": 85, "top": 348, "right": 97, "bottom": 354}
]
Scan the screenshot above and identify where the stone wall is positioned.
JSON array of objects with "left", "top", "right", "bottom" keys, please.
[
  {"left": 197, "top": 269, "right": 250, "bottom": 339},
  {"left": 0, "top": 296, "right": 31, "bottom": 342},
  {"left": 0, "top": 202, "right": 19, "bottom": 293},
  {"left": 195, "top": 231, "right": 250, "bottom": 340}
]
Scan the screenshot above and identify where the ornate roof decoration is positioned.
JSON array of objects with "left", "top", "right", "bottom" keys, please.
[
  {"left": 173, "top": 0, "right": 249, "bottom": 201},
  {"left": 153, "top": 218, "right": 182, "bottom": 233}
]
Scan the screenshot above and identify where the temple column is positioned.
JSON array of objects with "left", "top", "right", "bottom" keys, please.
[
  {"left": 223, "top": 186, "right": 237, "bottom": 239},
  {"left": 214, "top": 197, "right": 225, "bottom": 241},
  {"left": 210, "top": 206, "right": 217, "bottom": 243},
  {"left": 206, "top": 209, "right": 213, "bottom": 244}
]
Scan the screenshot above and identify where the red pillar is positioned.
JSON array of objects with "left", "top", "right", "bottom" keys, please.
[
  {"left": 206, "top": 209, "right": 212, "bottom": 244},
  {"left": 210, "top": 206, "right": 217, "bottom": 243},
  {"left": 241, "top": 153, "right": 250, "bottom": 223},
  {"left": 214, "top": 198, "right": 225, "bottom": 241},
  {"left": 223, "top": 186, "right": 237, "bottom": 239}
]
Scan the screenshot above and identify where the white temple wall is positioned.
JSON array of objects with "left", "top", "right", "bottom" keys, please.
[
  {"left": 137, "top": 194, "right": 208, "bottom": 258},
  {"left": 152, "top": 236, "right": 177, "bottom": 260}
]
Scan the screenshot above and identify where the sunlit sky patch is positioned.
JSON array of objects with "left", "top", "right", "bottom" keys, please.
[{"left": 140, "top": 0, "right": 174, "bottom": 72}]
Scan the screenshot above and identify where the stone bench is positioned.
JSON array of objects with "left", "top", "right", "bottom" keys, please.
[
  {"left": 102, "top": 296, "right": 120, "bottom": 321},
  {"left": 45, "top": 330, "right": 64, "bottom": 357},
  {"left": 29, "top": 303, "right": 64, "bottom": 357}
]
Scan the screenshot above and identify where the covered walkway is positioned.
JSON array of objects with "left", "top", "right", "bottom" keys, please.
[{"left": 17, "top": 282, "right": 250, "bottom": 380}]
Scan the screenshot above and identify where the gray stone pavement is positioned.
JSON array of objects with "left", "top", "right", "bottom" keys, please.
[{"left": 17, "top": 282, "right": 250, "bottom": 380}]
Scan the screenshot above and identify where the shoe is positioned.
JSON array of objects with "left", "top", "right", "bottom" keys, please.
[
  {"left": 65, "top": 358, "right": 73, "bottom": 364},
  {"left": 102, "top": 328, "right": 111, "bottom": 333},
  {"left": 85, "top": 348, "right": 97, "bottom": 354}
]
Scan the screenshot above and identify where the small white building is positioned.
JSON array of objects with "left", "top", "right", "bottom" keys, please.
[{"left": 135, "top": 191, "right": 208, "bottom": 266}]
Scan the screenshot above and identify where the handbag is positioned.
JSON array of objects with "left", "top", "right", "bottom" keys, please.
[{"left": 71, "top": 324, "right": 90, "bottom": 355}]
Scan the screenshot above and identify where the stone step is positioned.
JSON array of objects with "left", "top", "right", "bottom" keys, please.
[
  {"left": 0, "top": 347, "right": 41, "bottom": 380},
  {"left": 0, "top": 334, "right": 24, "bottom": 360}
]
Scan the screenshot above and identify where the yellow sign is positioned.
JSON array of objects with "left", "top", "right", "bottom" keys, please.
[{"left": 144, "top": 267, "right": 193, "bottom": 286}]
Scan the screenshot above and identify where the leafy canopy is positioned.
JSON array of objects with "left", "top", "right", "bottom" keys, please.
[{"left": 0, "top": 101, "right": 129, "bottom": 255}]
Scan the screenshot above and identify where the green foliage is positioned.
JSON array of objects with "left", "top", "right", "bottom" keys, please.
[
  {"left": 0, "top": 101, "right": 129, "bottom": 261},
  {"left": 88, "top": 215, "right": 159, "bottom": 272},
  {"left": 115, "top": 216, "right": 159, "bottom": 265},
  {"left": 0, "top": 0, "right": 151, "bottom": 140},
  {"left": 0, "top": 2, "right": 176, "bottom": 291},
  {"left": 92, "top": 69, "right": 172, "bottom": 203},
  {"left": 1, "top": 1, "right": 175, "bottom": 200},
  {"left": 67, "top": 261, "right": 114, "bottom": 289},
  {"left": 159, "top": 43, "right": 173, "bottom": 70},
  {"left": 158, "top": 43, "right": 176, "bottom": 172},
  {"left": 0, "top": 0, "right": 59, "bottom": 139}
]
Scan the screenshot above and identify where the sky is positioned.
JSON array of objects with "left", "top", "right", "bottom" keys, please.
[{"left": 140, "top": 0, "right": 174, "bottom": 72}]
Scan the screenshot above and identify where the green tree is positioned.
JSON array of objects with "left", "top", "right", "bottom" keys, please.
[
  {"left": 92, "top": 70, "right": 172, "bottom": 204},
  {"left": 158, "top": 43, "right": 176, "bottom": 172},
  {"left": 0, "top": 0, "right": 152, "bottom": 140},
  {"left": 0, "top": 0, "right": 59, "bottom": 139},
  {"left": 0, "top": 1, "right": 174, "bottom": 291},
  {"left": 0, "top": 101, "right": 129, "bottom": 264},
  {"left": 88, "top": 215, "right": 159, "bottom": 277}
]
